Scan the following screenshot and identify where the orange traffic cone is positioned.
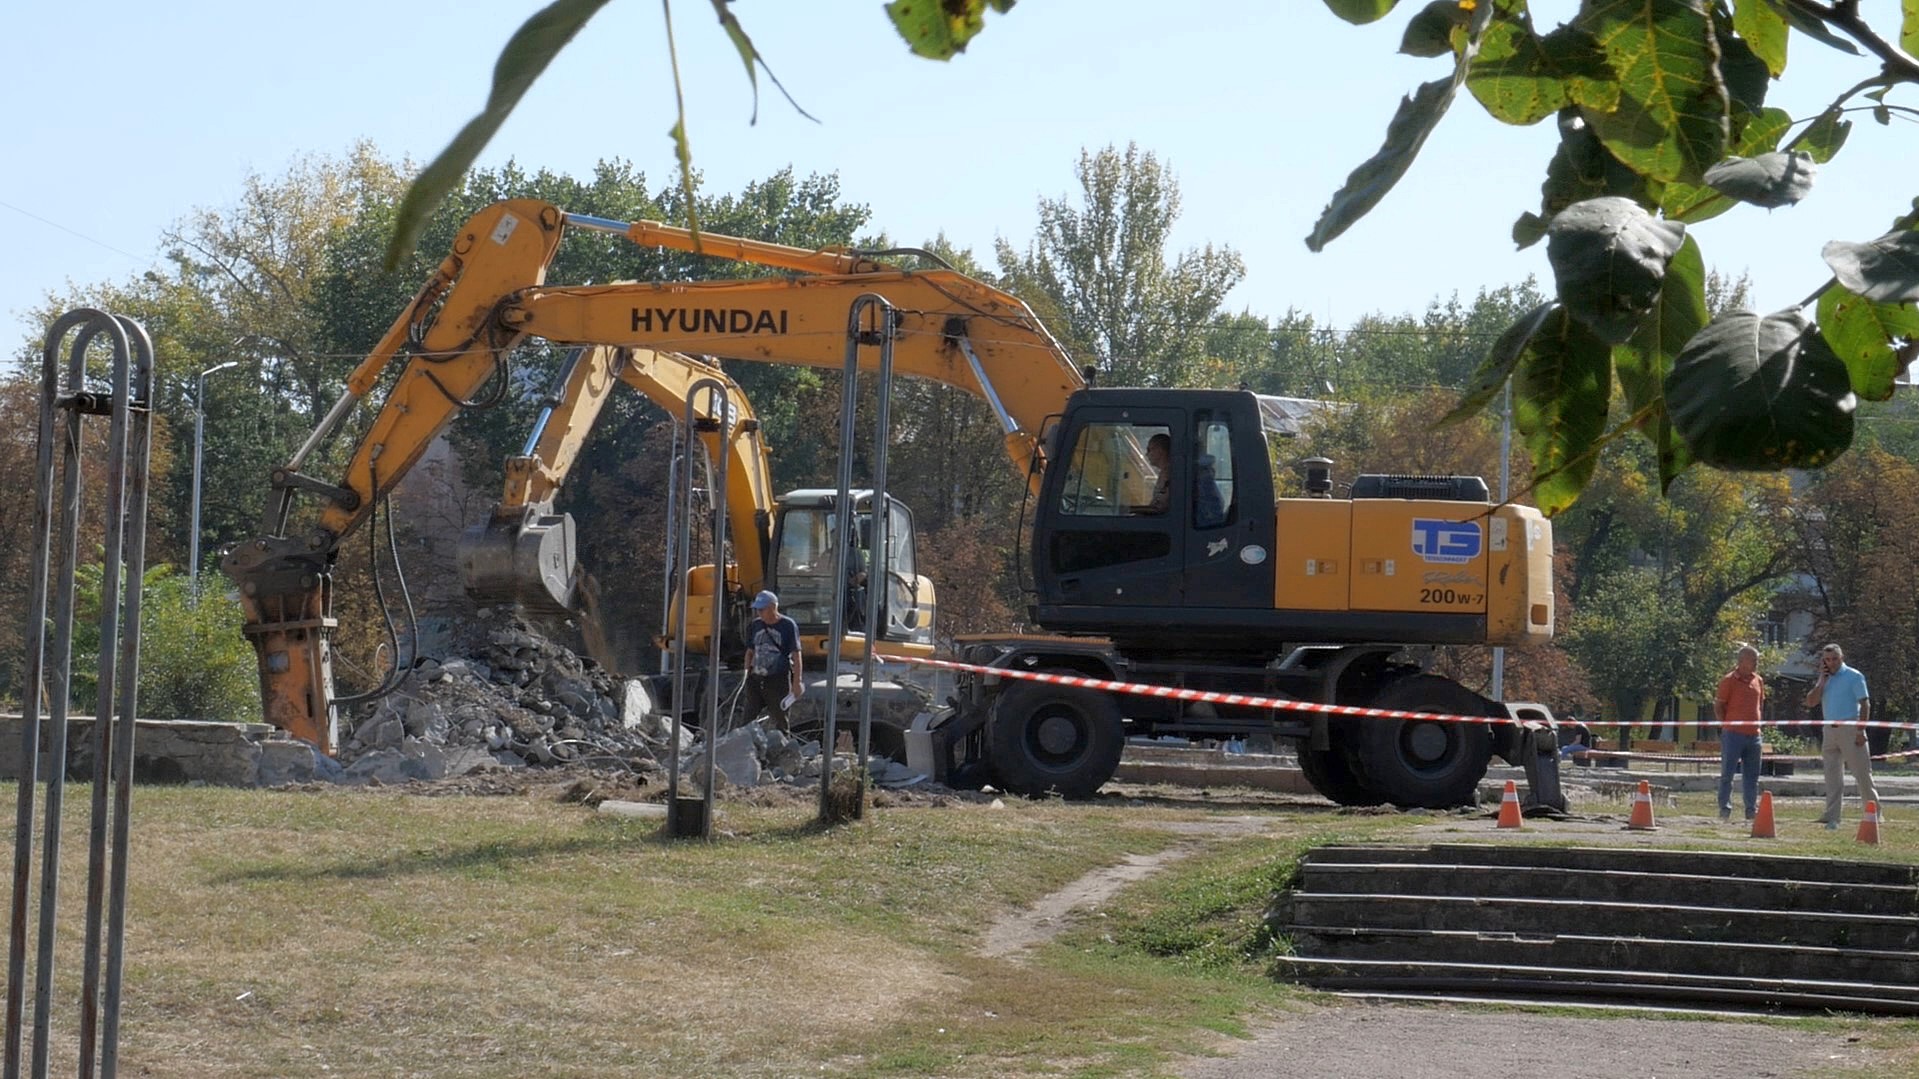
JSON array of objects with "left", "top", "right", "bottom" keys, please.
[
  {"left": 1496, "top": 780, "right": 1523, "bottom": 829},
  {"left": 1625, "top": 779, "right": 1657, "bottom": 831},
  {"left": 1750, "top": 791, "right": 1775, "bottom": 839},
  {"left": 1857, "top": 800, "right": 1881, "bottom": 845}
]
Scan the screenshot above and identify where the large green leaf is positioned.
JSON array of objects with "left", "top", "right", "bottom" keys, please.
[
  {"left": 1817, "top": 286, "right": 1919, "bottom": 401},
  {"left": 1716, "top": 25, "right": 1770, "bottom": 119},
  {"left": 1322, "top": 0, "right": 1401, "bottom": 25},
  {"left": 1439, "top": 301, "right": 1560, "bottom": 425},
  {"left": 1905, "top": 0, "right": 1919, "bottom": 57},
  {"left": 1513, "top": 307, "right": 1615, "bottom": 514},
  {"left": 1665, "top": 309, "right": 1857, "bottom": 469},
  {"left": 1574, "top": 0, "right": 1729, "bottom": 185},
  {"left": 1733, "top": 0, "right": 1788, "bottom": 75},
  {"left": 1773, "top": 1, "right": 1861, "bottom": 54},
  {"left": 1467, "top": 14, "right": 1618, "bottom": 125},
  {"left": 887, "top": 0, "right": 1015, "bottom": 59},
  {"left": 1546, "top": 196, "right": 1687, "bottom": 344},
  {"left": 1514, "top": 110, "right": 1659, "bottom": 247},
  {"left": 1309, "top": 0, "right": 1491, "bottom": 250},
  {"left": 1307, "top": 78, "right": 1457, "bottom": 252},
  {"left": 1823, "top": 232, "right": 1919, "bottom": 304},
  {"left": 384, "top": 0, "right": 615, "bottom": 269},
  {"left": 1798, "top": 106, "right": 1853, "bottom": 163},
  {"left": 1401, "top": 0, "right": 1466, "bottom": 57},
  {"left": 1659, "top": 107, "right": 1791, "bottom": 223},
  {"left": 1702, "top": 150, "right": 1816, "bottom": 208},
  {"left": 1613, "top": 234, "right": 1707, "bottom": 488}
]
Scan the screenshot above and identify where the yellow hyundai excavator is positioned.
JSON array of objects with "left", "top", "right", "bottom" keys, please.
[
  {"left": 226, "top": 198, "right": 1560, "bottom": 808},
  {"left": 454, "top": 341, "right": 935, "bottom": 662}
]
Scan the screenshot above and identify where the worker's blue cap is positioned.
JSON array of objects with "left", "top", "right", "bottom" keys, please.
[{"left": 751, "top": 590, "right": 778, "bottom": 609}]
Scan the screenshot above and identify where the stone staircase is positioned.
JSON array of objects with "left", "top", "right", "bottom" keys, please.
[{"left": 1270, "top": 843, "right": 1919, "bottom": 1015}]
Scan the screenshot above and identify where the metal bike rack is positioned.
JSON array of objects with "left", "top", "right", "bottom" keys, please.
[
  {"left": 818, "top": 295, "right": 898, "bottom": 823},
  {"left": 6, "top": 309, "right": 155, "bottom": 1079},
  {"left": 665, "top": 380, "right": 731, "bottom": 838}
]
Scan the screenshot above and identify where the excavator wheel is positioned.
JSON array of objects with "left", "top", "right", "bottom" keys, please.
[
  {"left": 1296, "top": 721, "right": 1384, "bottom": 807},
  {"left": 1349, "top": 674, "right": 1495, "bottom": 809},
  {"left": 987, "top": 677, "right": 1124, "bottom": 799}
]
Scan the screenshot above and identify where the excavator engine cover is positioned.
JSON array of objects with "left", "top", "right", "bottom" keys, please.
[{"left": 459, "top": 508, "right": 579, "bottom": 615}]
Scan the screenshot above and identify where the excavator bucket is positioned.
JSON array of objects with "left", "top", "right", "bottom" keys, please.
[{"left": 458, "top": 509, "right": 580, "bottom": 616}]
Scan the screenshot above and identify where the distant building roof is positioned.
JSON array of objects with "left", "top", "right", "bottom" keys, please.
[{"left": 1256, "top": 395, "right": 1346, "bottom": 438}]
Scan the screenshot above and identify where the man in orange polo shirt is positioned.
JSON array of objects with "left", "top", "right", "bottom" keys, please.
[{"left": 1715, "top": 643, "right": 1766, "bottom": 822}]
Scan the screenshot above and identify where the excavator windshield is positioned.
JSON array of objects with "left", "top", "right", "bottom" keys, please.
[{"left": 772, "top": 494, "right": 923, "bottom": 642}]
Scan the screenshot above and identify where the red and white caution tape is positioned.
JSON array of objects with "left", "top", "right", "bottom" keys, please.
[
  {"left": 877, "top": 653, "right": 1517, "bottom": 727},
  {"left": 876, "top": 652, "right": 1919, "bottom": 761}
]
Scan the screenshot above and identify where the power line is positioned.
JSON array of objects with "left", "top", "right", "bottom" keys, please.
[{"left": 0, "top": 198, "right": 152, "bottom": 264}]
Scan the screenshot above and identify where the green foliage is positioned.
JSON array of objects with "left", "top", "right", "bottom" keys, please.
[
  {"left": 1817, "top": 286, "right": 1919, "bottom": 402},
  {"left": 137, "top": 573, "right": 260, "bottom": 723},
  {"left": 998, "top": 143, "right": 1244, "bottom": 387},
  {"left": 1665, "top": 309, "right": 1856, "bottom": 470},
  {"left": 1545, "top": 196, "right": 1687, "bottom": 345},
  {"left": 66, "top": 564, "right": 258, "bottom": 722},
  {"left": 1308, "top": 0, "right": 1491, "bottom": 252},
  {"left": 887, "top": 0, "right": 1016, "bottom": 59},
  {"left": 385, "top": 0, "right": 616, "bottom": 270},
  {"left": 1320, "top": 0, "right": 1919, "bottom": 508},
  {"left": 1511, "top": 307, "right": 1612, "bottom": 514}
]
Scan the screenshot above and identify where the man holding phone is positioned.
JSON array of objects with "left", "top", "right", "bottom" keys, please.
[{"left": 1803, "top": 643, "right": 1876, "bottom": 831}]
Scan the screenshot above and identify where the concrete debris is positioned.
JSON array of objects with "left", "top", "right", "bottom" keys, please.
[{"left": 333, "top": 609, "right": 906, "bottom": 793}]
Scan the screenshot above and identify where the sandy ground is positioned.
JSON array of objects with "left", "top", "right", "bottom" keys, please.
[{"left": 1173, "top": 1003, "right": 1895, "bottom": 1079}]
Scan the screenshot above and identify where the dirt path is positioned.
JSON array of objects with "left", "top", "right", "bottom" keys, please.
[
  {"left": 977, "top": 816, "right": 1270, "bottom": 959},
  {"left": 1175, "top": 1001, "right": 1893, "bottom": 1079}
]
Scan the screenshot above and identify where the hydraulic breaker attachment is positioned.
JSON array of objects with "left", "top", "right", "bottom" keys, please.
[
  {"left": 457, "top": 505, "right": 579, "bottom": 616},
  {"left": 221, "top": 534, "right": 339, "bottom": 753}
]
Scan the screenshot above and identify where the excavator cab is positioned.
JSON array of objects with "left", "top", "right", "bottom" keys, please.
[
  {"left": 1031, "top": 388, "right": 1554, "bottom": 656},
  {"left": 769, "top": 490, "right": 935, "bottom": 657}
]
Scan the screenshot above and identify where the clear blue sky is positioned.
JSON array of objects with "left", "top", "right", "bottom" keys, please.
[{"left": 4, "top": 1, "right": 1904, "bottom": 358}]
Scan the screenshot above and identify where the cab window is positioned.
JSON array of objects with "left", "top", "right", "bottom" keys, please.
[
  {"left": 1194, "top": 414, "right": 1236, "bottom": 529},
  {"left": 1057, "top": 422, "right": 1167, "bottom": 517}
]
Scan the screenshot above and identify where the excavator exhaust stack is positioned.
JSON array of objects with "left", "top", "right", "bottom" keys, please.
[{"left": 458, "top": 507, "right": 580, "bottom": 616}]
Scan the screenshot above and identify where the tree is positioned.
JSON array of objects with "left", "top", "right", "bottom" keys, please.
[
  {"left": 1318, "top": 1, "right": 1919, "bottom": 509},
  {"left": 996, "top": 144, "right": 1245, "bottom": 387},
  {"left": 1795, "top": 446, "right": 1919, "bottom": 730}
]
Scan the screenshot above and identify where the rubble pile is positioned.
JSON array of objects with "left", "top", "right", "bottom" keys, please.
[
  {"left": 336, "top": 609, "right": 682, "bottom": 784},
  {"left": 327, "top": 609, "right": 928, "bottom": 791}
]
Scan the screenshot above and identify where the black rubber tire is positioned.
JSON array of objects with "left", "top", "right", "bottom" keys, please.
[
  {"left": 1349, "top": 674, "right": 1496, "bottom": 809},
  {"left": 987, "top": 678, "right": 1124, "bottom": 799},
  {"left": 1296, "top": 722, "right": 1384, "bottom": 806}
]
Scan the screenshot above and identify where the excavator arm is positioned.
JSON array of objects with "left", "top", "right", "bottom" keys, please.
[{"left": 460, "top": 343, "right": 775, "bottom": 614}]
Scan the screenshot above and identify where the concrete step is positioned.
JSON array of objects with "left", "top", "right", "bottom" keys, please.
[
  {"left": 1276, "top": 893, "right": 1919, "bottom": 951},
  {"left": 1297, "top": 862, "right": 1915, "bottom": 915},
  {"left": 1273, "top": 843, "right": 1919, "bottom": 1014},
  {"left": 1289, "top": 926, "right": 1919, "bottom": 986},
  {"left": 1278, "top": 955, "right": 1919, "bottom": 1016},
  {"left": 1304, "top": 843, "right": 1919, "bottom": 888}
]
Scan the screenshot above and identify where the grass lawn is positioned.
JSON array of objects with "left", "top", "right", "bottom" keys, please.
[{"left": 3, "top": 780, "right": 1915, "bottom": 1077}]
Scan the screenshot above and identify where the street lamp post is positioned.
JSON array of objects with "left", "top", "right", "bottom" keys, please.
[{"left": 191, "top": 360, "right": 240, "bottom": 602}]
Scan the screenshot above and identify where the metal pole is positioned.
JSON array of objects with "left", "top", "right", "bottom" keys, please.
[
  {"left": 190, "top": 361, "right": 238, "bottom": 602},
  {"left": 701, "top": 382, "right": 729, "bottom": 833},
  {"left": 1491, "top": 377, "right": 1511, "bottom": 702},
  {"left": 7, "top": 308, "right": 98, "bottom": 1079},
  {"left": 30, "top": 317, "right": 111, "bottom": 1079},
  {"left": 818, "top": 307, "right": 863, "bottom": 822},
  {"left": 99, "top": 316, "right": 155, "bottom": 1079},
  {"left": 78, "top": 317, "right": 136, "bottom": 1079},
  {"left": 854, "top": 299, "right": 898, "bottom": 816}
]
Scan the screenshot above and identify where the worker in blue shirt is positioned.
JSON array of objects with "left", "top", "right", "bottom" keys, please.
[{"left": 1803, "top": 643, "right": 1877, "bottom": 830}]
